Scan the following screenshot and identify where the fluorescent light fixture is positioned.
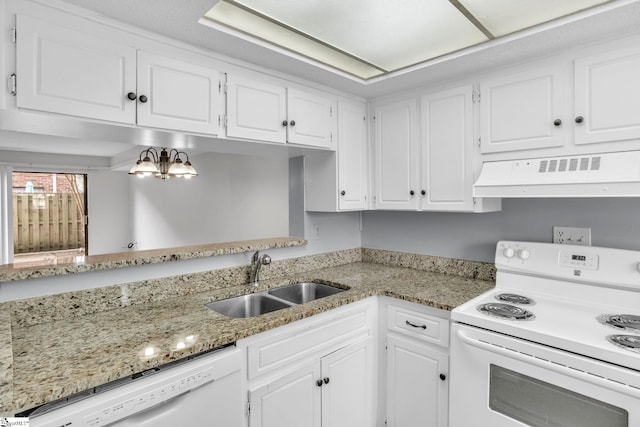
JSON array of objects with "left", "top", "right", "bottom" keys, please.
[{"left": 201, "top": 0, "right": 613, "bottom": 80}]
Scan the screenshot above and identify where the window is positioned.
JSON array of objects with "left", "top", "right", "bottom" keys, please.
[{"left": 11, "top": 172, "right": 87, "bottom": 267}]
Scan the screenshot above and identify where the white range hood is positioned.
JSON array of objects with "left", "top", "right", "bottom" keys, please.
[{"left": 473, "top": 151, "right": 640, "bottom": 197}]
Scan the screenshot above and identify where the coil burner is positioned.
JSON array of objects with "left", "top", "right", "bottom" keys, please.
[
  {"left": 495, "top": 293, "right": 535, "bottom": 305},
  {"left": 477, "top": 303, "right": 534, "bottom": 321},
  {"left": 597, "top": 314, "right": 640, "bottom": 333},
  {"left": 607, "top": 335, "right": 640, "bottom": 353}
]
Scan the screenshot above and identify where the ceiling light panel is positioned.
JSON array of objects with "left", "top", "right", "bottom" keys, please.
[
  {"left": 459, "top": 0, "right": 612, "bottom": 37},
  {"left": 230, "top": 0, "right": 489, "bottom": 71}
]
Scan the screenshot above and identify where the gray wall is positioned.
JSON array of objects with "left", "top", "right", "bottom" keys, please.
[{"left": 362, "top": 198, "right": 640, "bottom": 262}]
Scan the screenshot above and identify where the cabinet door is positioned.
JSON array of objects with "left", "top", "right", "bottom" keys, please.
[
  {"left": 226, "top": 74, "right": 287, "bottom": 143},
  {"left": 249, "top": 361, "right": 321, "bottom": 427},
  {"left": 136, "top": 51, "right": 221, "bottom": 135},
  {"left": 373, "top": 99, "right": 419, "bottom": 210},
  {"left": 386, "top": 335, "right": 448, "bottom": 427},
  {"left": 321, "top": 338, "right": 372, "bottom": 427},
  {"left": 420, "top": 86, "right": 474, "bottom": 211},
  {"left": 574, "top": 45, "right": 640, "bottom": 145},
  {"left": 337, "top": 100, "right": 368, "bottom": 210},
  {"left": 16, "top": 14, "right": 136, "bottom": 123},
  {"left": 480, "top": 64, "right": 568, "bottom": 153},
  {"left": 288, "top": 88, "right": 336, "bottom": 149}
]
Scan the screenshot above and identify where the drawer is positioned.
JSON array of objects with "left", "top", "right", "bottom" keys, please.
[{"left": 387, "top": 304, "right": 449, "bottom": 347}]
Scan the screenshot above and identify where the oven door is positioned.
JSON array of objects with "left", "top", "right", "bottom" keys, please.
[{"left": 450, "top": 323, "right": 640, "bottom": 427}]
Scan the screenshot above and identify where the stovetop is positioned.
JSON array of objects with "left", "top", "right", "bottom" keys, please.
[{"left": 452, "top": 241, "right": 640, "bottom": 371}]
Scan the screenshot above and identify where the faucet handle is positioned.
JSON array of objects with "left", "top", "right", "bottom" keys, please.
[{"left": 251, "top": 250, "right": 260, "bottom": 265}]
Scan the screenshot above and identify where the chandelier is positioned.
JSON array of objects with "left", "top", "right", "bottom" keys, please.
[{"left": 128, "top": 147, "right": 198, "bottom": 180}]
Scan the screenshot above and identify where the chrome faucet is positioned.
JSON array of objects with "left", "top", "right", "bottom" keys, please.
[{"left": 249, "top": 250, "right": 271, "bottom": 286}]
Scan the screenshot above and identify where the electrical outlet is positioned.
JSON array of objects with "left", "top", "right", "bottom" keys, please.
[{"left": 553, "top": 226, "right": 591, "bottom": 246}]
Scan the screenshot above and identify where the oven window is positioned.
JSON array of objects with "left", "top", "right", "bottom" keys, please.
[{"left": 489, "top": 364, "right": 628, "bottom": 427}]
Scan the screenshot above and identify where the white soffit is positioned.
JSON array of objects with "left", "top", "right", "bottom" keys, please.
[{"left": 202, "top": 0, "right": 612, "bottom": 80}]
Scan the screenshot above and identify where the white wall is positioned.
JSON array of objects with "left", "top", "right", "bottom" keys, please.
[
  {"left": 129, "top": 152, "right": 289, "bottom": 250},
  {"left": 87, "top": 170, "right": 132, "bottom": 254},
  {"left": 361, "top": 198, "right": 640, "bottom": 262}
]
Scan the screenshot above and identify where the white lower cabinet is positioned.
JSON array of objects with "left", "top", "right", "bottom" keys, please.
[
  {"left": 241, "top": 299, "right": 376, "bottom": 427},
  {"left": 249, "top": 337, "right": 372, "bottom": 427},
  {"left": 383, "top": 298, "right": 450, "bottom": 427}
]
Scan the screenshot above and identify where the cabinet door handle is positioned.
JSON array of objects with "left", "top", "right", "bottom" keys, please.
[
  {"left": 409, "top": 190, "right": 415, "bottom": 196},
  {"left": 553, "top": 119, "right": 562, "bottom": 127},
  {"left": 405, "top": 320, "right": 427, "bottom": 329},
  {"left": 440, "top": 373, "right": 447, "bottom": 381},
  {"left": 575, "top": 115, "right": 584, "bottom": 124},
  {"left": 323, "top": 377, "right": 330, "bottom": 385},
  {"left": 138, "top": 95, "right": 148, "bottom": 103},
  {"left": 421, "top": 190, "right": 426, "bottom": 196},
  {"left": 282, "top": 120, "right": 288, "bottom": 127},
  {"left": 290, "top": 120, "right": 296, "bottom": 127},
  {"left": 340, "top": 191, "right": 346, "bottom": 196},
  {"left": 127, "top": 92, "right": 137, "bottom": 101},
  {"left": 316, "top": 379, "right": 323, "bottom": 387}
]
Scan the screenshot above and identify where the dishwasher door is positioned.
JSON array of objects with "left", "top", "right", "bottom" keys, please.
[
  {"left": 110, "top": 370, "right": 241, "bottom": 426},
  {"left": 32, "top": 346, "right": 243, "bottom": 427}
]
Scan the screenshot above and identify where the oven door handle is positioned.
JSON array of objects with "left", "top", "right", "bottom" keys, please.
[{"left": 455, "top": 329, "right": 640, "bottom": 399}]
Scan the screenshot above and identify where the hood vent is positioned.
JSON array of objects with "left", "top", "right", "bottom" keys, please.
[{"left": 473, "top": 151, "right": 640, "bottom": 197}]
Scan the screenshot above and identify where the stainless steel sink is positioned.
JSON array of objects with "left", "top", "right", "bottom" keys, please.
[
  {"left": 206, "top": 293, "right": 292, "bottom": 318},
  {"left": 268, "top": 282, "right": 345, "bottom": 304}
]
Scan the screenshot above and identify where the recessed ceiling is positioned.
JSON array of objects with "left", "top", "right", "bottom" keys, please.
[{"left": 202, "top": 0, "right": 611, "bottom": 79}]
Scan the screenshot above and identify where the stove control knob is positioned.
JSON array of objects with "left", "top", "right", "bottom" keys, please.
[
  {"left": 503, "top": 247, "right": 516, "bottom": 258},
  {"left": 518, "top": 249, "right": 531, "bottom": 260}
]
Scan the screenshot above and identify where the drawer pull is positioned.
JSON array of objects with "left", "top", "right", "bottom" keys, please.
[{"left": 405, "top": 320, "right": 427, "bottom": 329}]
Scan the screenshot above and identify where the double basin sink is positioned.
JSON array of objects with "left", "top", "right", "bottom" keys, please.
[{"left": 206, "top": 282, "right": 346, "bottom": 318}]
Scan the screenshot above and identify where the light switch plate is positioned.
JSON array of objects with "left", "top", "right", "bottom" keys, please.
[{"left": 553, "top": 226, "right": 591, "bottom": 246}]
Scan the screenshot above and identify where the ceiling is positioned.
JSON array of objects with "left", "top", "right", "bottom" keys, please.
[{"left": 55, "top": 0, "right": 640, "bottom": 98}]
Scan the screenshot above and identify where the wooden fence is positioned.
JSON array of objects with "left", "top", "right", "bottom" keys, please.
[{"left": 13, "top": 193, "right": 85, "bottom": 254}]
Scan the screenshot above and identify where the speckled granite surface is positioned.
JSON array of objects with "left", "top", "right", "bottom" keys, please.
[
  {"left": 0, "top": 237, "right": 306, "bottom": 283},
  {"left": 0, "top": 249, "right": 496, "bottom": 416}
]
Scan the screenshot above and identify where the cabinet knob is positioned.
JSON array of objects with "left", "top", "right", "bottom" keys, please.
[
  {"left": 553, "top": 119, "right": 562, "bottom": 127},
  {"left": 282, "top": 120, "right": 288, "bottom": 127},
  {"left": 290, "top": 120, "right": 296, "bottom": 127},
  {"left": 127, "top": 92, "right": 137, "bottom": 101},
  {"left": 323, "top": 377, "right": 330, "bottom": 385},
  {"left": 575, "top": 116, "right": 584, "bottom": 124},
  {"left": 138, "top": 95, "right": 148, "bottom": 103},
  {"left": 340, "top": 191, "right": 346, "bottom": 196},
  {"left": 439, "top": 373, "right": 447, "bottom": 381},
  {"left": 421, "top": 190, "right": 426, "bottom": 196},
  {"left": 409, "top": 190, "right": 415, "bottom": 196},
  {"left": 316, "top": 379, "right": 323, "bottom": 387}
]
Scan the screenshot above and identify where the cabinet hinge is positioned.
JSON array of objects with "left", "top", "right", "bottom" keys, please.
[
  {"left": 477, "top": 137, "right": 481, "bottom": 147},
  {"left": 246, "top": 400, "right": 251, "bottom": 416},
  {"left": 330, "top": 106, "right": 333, "bottom": 117},
  {"left": 8, "top": 73, "right": 16, "bottom": 96},
  {"left": 330, "top": 131, "right": 333, "bottom": 142},
  {"left": 473, "top": 197, "right": 477, "bottom": 205},
  {"left": 84, "top": 214, "right": 89, "bottom": 226},
  {"left": 224, "top": 115, "right": 228, "bottom": 128},
  {"left": 11, "top": 27, "right": 16, "bottom": 44},
  {"left": 472, "top": 90, "right": 481, "bottom": 103}
]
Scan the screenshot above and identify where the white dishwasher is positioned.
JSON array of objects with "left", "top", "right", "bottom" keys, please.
[{"left": 27, "top": 344, "right": 242, "bottom": 427}]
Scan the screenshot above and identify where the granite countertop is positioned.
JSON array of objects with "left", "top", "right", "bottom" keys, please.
[
  {"left": 0, "top": 237, "right": 306, "bottom": 283},
  {"left": 3, "top": 262, "right": 494, "bottom": 416}
]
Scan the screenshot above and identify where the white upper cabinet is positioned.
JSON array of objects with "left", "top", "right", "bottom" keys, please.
[
  {"left": 288, "top": 88, "right": 336, "bottom": 149},
  {"left": 16, "top": 14, "right": 222, "bottom": 135},
  {"left": 136, "top": 51, "right": 221, "bottom": 134},
  {"left": 305, "top": 99, "right": 368, "bottom": 212},
  {"left": 16, "top": 14, "right": 137, "bottom": 124},
  {"left": 373, "top": 98, "right": 420, "bottom": 210},
  {"left": 420, "top": 86, "right": 474, "bottom": 211},
  {"left": 373, "top": 89, "right": 499, "bottom": 213},
  {"left": 226, "top": 74, "right": 336, "bottom": 149},
  {"left": 574, "top": 44, "right": 640, "bottom": 145},
  {"left": 225, "top": 74, "right": 287, "bottom": 143},
  {"left": 479, "top": 64, "right": 569, "bottom": 154}
]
